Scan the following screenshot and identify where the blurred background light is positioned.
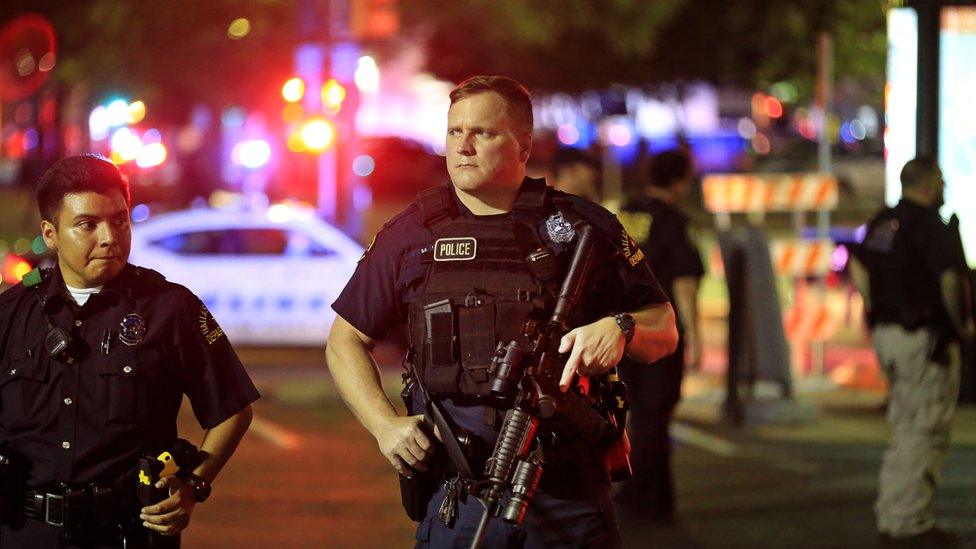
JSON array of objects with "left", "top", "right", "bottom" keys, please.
[
  {"left": 282, "top": 77, "right": 305, "bottom": 103},
  {"left": 220, "top": 107, "right": 247, "bottom": 128},
  {"left": 322, "top": 79, "right": 346, "bottom": 111},
  {"left": 127, "top": 100, "right": 146, "bottom": 124},
  {"left": 764, "top": 96, "right": 783, "bottom": 118},
  {"left": 737, "top": 118, "right": 757, "bottom": 139},
  {"left": 231, "top": 139, "right": 272, "bottom": 169},
  {"left": 131, "top": 204, "right": 151, "bottom": 223},
  {"left": 136, "top": 142, "right": 167, "bottom": 168},
  {"left": 111, "top": 127, "right": 143, "bottom": 163},
  {"left": 299, "top": 118, "right": 336, "bottom": 152},
  {"left": 38, "top": 52, "right": 56, "bottom": 72},
  {"left": 354, "top": 56, "right": 380, "bottom": 93},
  {"left": 557, "top": 124, "right": 580, "bottom": 146},
  {"left": 106, "top": 99, "right": 131, "bottom": 127},
  {"left": 89, "top": 106, "right": 110, "bottom": 141},
  {"left": 31, "top": 236, "right": 46, "bottom": 255},
  {"left": 227, "top": 17, "right": 251, "bottom": 39},
  {"left": 352, "top": 154, "right": 375, "bottom": 177}
]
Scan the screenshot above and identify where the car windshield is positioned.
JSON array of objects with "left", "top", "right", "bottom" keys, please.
[{"left": 150, "top": 228, "right": 336, "bottom": 256}]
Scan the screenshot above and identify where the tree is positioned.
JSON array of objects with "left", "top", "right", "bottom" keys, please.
[{"left": 400, "top": 0, "right": 887, "bottom": 102}]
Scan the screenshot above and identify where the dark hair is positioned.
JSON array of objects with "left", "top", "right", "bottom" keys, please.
[
  {"left": 449, "top": 75, "right": 533, "bottom": 134},
  {"left": 37, "top": 154, "right": 131, "bottom": 224},
  {"left": 648, "top": 150, "right": 692, "bottom": 189},
  {"left": 900, "top": 155, "right": 939, "bottom": 189}
]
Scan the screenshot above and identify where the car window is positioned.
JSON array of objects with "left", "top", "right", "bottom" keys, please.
[
  {"left": 150, "top": 228, "right": 284, "bottom": 255},
  {"left": 150, "top": 228, "right": 336, "bottom": 257},
  {"left": 286, "top": 231, "right": 335, "bottom": 257}
]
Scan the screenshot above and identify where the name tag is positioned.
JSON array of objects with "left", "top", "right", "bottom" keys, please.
[{"left": 433, "top": 237, "right": 477, "bottom": 261}]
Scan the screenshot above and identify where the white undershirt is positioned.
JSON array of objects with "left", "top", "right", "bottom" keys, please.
[{"left": 64, "top": 284, "right": 103, "bottom": 306}]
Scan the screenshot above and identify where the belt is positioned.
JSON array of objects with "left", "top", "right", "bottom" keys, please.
[{"left": 22, "top": 483, "right": 121, "bottom": 529}]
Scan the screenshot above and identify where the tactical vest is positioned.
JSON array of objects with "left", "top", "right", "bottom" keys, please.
[{"left": 407, "top": 179, "right": 562, "bottom": 399}]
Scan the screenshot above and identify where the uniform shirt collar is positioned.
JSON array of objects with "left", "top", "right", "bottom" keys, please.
[{"left": 42, "top": 263, "right": 132, "bottom": 313}]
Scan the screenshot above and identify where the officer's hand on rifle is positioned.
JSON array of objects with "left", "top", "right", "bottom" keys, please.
[
  {"left": 376, "top": 414, "right": 439, "bottom": 477},
  {"left": 140, "top": 476, "right": 196, "bottom": 536},
  {"left": 557, "top": 316, "right": 627, "bottom": 391}
]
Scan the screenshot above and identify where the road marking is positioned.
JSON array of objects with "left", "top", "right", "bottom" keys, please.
[
  {"left": 671, "top": 421, "right": 819, "bottom": 474},
  {"left": 249, "top": 415, "right": 303, "bottom": 450},
  {"left": 671, "top": 422, "right": 741, "bottom": 457}
]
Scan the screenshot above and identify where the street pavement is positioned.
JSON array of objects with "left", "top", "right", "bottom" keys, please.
[{"left": 175, "top": 346, "right": 975, "bottom": 548}]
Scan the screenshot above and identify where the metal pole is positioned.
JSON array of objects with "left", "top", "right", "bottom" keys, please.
[{"left": 914, "top": 1, "right": 941, "bottom": 158}]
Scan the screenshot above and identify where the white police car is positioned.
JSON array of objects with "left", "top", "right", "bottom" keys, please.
[{"left": 128, "top": 205, "right": 363, "bottom": 346}]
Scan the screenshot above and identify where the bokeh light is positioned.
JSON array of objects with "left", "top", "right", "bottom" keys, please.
[
  {"left": 352, "top": 155, "right": 376, "bottom": 177},
  {"left": 282, "top": 78, "right": 305, "bottom": 103},
  {"left": 227, "top": 18, "right": 251, "bottom": 39}
]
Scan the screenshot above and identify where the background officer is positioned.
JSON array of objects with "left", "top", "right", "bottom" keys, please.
[
  {"left": 615, "top": 149, "right": 704, "bottom": 522},
  {"left": 547, "top": 147, "right": 601, "bottom": 203},
  {"left": 850, "top": 155, "right": 974, "bottom": 546},
  {"left": 0, "top": 155, "right": 259, "bottom": 547},
  {"left": 327, "top": 75, "right": 678, "bottom": 547}
]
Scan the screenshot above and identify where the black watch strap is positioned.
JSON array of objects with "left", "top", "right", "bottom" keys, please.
[
  {"left": 184, "top": 473, "right": 212, "bottom": 503},
  {"left": 611, "top": 312, "right": 636, "bottom": 344}
]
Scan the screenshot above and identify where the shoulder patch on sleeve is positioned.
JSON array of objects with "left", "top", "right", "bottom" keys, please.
[
  {"left": 619, "top": 227, "right": 646, "bottom": 267},
  {"left": 197, "top": 303, "right": 226, "bottom": 345}
]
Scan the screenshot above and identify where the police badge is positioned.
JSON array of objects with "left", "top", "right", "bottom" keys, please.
[
  {"left": 545, "top": 212, "right": 576, "bottom": 243},
  {"left": 118, "top": 313, "right": 147, "bottom": 346}
]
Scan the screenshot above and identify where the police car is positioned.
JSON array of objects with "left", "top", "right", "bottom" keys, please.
[{"left": 128, "top": 205, "right": 363, "bottom": 346}]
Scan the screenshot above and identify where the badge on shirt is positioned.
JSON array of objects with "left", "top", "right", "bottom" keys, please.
[
  {"left": 433, "top": 237, "right": 477, "bottom": 261},
  {"left": 619, "top": 227, "right": 646, "bottom": 267},
  {"left": 197, "top": 304, "right": 225, "bottom": 345},
  {"left": 118, "top": 313, "right": 147, "bottom": 346},
  {"left": 545, "top": 212, "right": 576, "bottom": 243}
]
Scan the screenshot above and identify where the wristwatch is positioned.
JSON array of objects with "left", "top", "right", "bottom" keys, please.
[
  {"left": 611, "top": 312, "right": 636, "bottom": 344},
  {"left": 184, "top": 473, "right": 212, "bottom": 503}
]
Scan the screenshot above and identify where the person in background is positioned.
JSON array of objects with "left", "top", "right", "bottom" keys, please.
[
  {"left": 851, "top": 155, "right": 973, "bottom": 547},
  {"left": 615, "top": 149, "right": 704, "bottom": 523}
]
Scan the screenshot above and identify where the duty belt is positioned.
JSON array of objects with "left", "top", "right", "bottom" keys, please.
[{"left": 22, "top": 482, "right": 122, "bottom": 529}]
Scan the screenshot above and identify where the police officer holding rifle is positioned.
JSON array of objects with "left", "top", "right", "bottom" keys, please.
[{"left": 328, "top": 76, "right": 677, "bottom": 547}]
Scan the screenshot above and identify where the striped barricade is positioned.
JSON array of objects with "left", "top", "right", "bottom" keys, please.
[
  {"left": 702, "top": 173, "right": 839, "bottom": 213},
  {"left": 769, "top": 238, "right": 834, "bottom": 278}
]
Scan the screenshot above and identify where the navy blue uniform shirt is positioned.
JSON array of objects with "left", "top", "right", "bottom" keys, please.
[{"left": 0, "top": 264, "right": 260, "bottom": 487}]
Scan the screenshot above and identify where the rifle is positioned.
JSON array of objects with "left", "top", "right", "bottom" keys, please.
[{"left": 470, "top": 224, "right": 628, "bottom": 548}]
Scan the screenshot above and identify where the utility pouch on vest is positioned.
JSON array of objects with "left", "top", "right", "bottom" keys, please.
[
  {"left": 424, "top": 299, "right": 458, "bottom": 394},
  {"left": 458, "top": 302, "right": 495, "bottom": 389}
]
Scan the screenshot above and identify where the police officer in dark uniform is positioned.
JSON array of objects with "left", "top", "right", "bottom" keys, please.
[
  {"left": 327, "top": 76, "right": 678, "bottom": 547},
  {"left": 615, "top": 150, "right": 704, "bottom": 522},
  {"left": 850, "top": 156, "right": 973, "bottom": 546},
  {"left": 0, "top": 155, "right": 259, "bottom": 548}
]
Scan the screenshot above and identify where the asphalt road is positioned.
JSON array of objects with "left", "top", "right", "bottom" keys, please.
[{"left": 174, "top": 346, "right": 976, "bottom": 548}]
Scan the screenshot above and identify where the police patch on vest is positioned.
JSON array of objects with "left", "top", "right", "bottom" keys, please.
[
  {"left": 545, "top": 212, "right": 576, "bottom": 243},
  {"left": 619, "top": 228, "right": 646, "bottom": 267},
  {"left": 197, "top": 305, "right": 225, "bottom": 345},
  {"left": 433, "top": 237, "right": 477, "bottom": 261}
]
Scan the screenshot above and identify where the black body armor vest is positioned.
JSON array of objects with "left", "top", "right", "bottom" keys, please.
[{"left": 407, "top": 179, "right": 561, "bottom": 399}]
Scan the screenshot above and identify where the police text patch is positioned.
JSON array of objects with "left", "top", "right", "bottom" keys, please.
[
  {"left": 619, "top": 228, "right": 646, "bottom": 267},
  {"left": 197, "top": 305, "right": 226, "bottom": 345},
  {"left": 433, "top": 237, "right": 477, "bottom": 261}
]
